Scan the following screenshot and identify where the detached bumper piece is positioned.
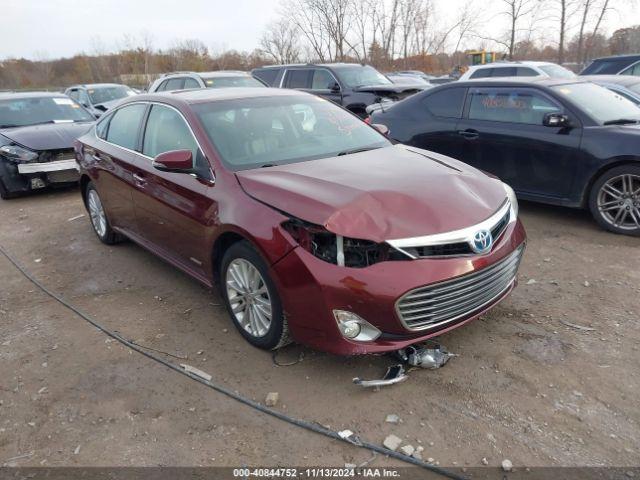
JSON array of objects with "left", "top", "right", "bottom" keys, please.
[{"left": 353, "top": 364, "right": 408, "bottom": 390}]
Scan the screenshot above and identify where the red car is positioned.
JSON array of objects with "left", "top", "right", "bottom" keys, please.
[{"left": 75, "top": 88, "right": 526, "bottom": 355}]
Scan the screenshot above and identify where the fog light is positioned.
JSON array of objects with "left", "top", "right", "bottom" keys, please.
[
  {"left": 341, "top": 320, "right": 362, "bottom": 339},
  {"left": 333, "top": 310, "right": 381, "bottom": 342}
]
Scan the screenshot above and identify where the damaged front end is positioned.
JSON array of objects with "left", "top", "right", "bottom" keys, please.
[
  {"left": 281, "top": 217, "right": 410, "bottom": 269},
  {"left": 0, "top": 144, "right": 79, "bottom": 195}
]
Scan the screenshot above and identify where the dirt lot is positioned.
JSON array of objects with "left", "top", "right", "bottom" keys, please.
[{"left": 0, "top": 187, "right": 638, "bottom": 470}]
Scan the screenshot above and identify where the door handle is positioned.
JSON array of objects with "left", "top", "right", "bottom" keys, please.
[
  {"left": 132, "top": 173, "right": 146, "bottom": 186},
  {"left": 458, "top": 129, "right": 479, "bottom": 140}
]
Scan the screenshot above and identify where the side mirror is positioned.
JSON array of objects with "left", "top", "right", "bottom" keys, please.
[
  {"left": 543, "top": 112, "right": 570, "bottom": 127},
  {"left": 330, "top": 81, "right": 341, "bottom": 93},
  {"left": 371, "top": 123, "right": 390, "bottom": 136},
  {"left": 152, "top": 149, "right": 194, "bottom": 173}
]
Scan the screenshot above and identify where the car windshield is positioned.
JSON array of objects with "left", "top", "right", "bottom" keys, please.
[
  {"left": 335, "top": 66, "right": 393, "bottom": 88},
  {"left": 581, "top": 58, "right": 636, "bottom": 75},
  {"left": 194, "top": 95, "right": 390, "bottom": 171},
  {"left": 88, "top": 86, "right": 136, "bottom": 105},
  {"left": 0, "top": 96, "right": 94, "bottom": 128},
  {"left": 552, "top": 82, "right": 640, "bottom": 124},
  {"left": 204, "top": 76, "right": 265, "bottom": 88},
  {"left": 539, "top": 64, "right": 576, "bottom": 79}
]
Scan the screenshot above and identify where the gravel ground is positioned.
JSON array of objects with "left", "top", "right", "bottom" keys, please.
[{"left": 0, "top": 187, "right": 638, "bottom": 470}]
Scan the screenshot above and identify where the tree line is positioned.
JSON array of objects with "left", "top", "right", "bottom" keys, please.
[{"left": 0, "top": 0, "right": 638, "bottom": 90}]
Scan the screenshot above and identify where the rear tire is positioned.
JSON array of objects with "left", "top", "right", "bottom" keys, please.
[
  {"left": 85, "top": 182, "right": 121, "bottom": 244},
  {"left": 589, "top": 165, "right": 640, "bottom": 236},
  {"left": 220, "top": 241, "right": 290, "bottom": 350}
]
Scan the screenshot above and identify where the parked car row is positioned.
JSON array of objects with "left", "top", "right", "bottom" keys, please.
[{"left": 0, "top": 55, "right": 638, "bottom": 357}]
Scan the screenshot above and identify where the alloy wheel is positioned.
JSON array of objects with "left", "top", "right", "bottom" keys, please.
[
  {"left": 87, "top": 189, "right": 107, "bottom": 238},
  {"left": 597, "top": 174, "right": 640, "bottom": 231},
  {"left": 225, "top": 258, "right": 273, "bottom": 338}
]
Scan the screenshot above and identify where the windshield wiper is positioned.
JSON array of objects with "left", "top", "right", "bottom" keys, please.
[
  {"left": 337, "top": 146, "right": 382, "bottom": 157},
  {"left": 259, "top": 163, "right": 277, "bottom": 168},
  {"left": 0, "top": 124, "right": 20, "bottom": 129},
  {"left": 603, "top": 118, "right": 640, "bottom": 125}
]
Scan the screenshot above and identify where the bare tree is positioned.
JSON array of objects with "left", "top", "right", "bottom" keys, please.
[
  {"left": 584, "top": 0, "right": 612, "bottom": 60},
  {"left": 260, "top": 19, "right": 301, "bottom": 64},
  {"left": 495, "top": 0, "right": 543, "bottom": 59}
]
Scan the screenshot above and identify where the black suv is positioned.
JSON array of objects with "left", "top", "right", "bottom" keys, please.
[
  {"left": 252, "top": 63, "right": 423, "bottom": 118},
  {"left": 371, "top": 78, "right": 640, "bottom": 236}
]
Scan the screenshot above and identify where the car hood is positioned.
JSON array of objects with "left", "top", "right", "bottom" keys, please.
[
  {"left": 235, "top": 145, "right": 507, "bottom": 243},
  {"left": 354, "top": 84, "right": 421, "bottom": 95},
  {"left": 0, "top": 122, "right": 94, "bottom": 151}
]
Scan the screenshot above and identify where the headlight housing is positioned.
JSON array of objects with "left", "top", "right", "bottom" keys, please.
[
  {"left": 503, "top": 183, "right": 519, "bottom": 219},
  {"left": 282, "top": 219, "right": 409, "bottom": 268},
  {"left": 0, "top": 144, "right": 39, "bottom": 163}
]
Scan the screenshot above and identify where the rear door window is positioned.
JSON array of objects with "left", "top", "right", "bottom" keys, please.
[
  {"left": 284, "top": 69, "right": 312, "bottom": 89},
  {"left": 490, "top": 67, "right": 517, "bottom": 77},
  {"left": 165, "top": 78, "right": 185, "bottom": 90},
  {"left": 516, "top": 67, "right": 539, "bottom": 76},
  {"left": 105, "top": 104, "right": 146, "bottom": 150},
  {"left": 470, "top": 68, "right": 492, "bottom": 79},
  {"left": 423, "top": 88, "right": 466, "bottom": 118},
  {"left": 183, "top": 77, "right": 200, "bottom": 89},
  {"left": 468, "top": 88, "right": 562, "bottom": 125}
]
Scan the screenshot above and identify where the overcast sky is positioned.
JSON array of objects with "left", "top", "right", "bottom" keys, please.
[{"left": 2, "top": 0, "right": 640, "bottom": 60}]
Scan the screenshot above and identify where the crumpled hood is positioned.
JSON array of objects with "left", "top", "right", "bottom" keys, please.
[
  {"left": 236, "top": 145, "right": 507, "bottom": 243},
  {"left": 0, "top": 122, "right": 94, "bottom": 151}
]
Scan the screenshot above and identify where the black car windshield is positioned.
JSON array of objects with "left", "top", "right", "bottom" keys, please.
[
  {"left": 88, "top": 86, "right": 135, "bottom": 105},
  {"left": 203, "top": 76, "right": 265, "bottom": 88},
  {"left": 551, "top": 82, "right": 640, "bottom": 124},
  {"left": 194, "top": 95, "right": 390, "bottom": 171},
  {"left": 335, "top": 66, "right": 393, "bottom": 88},
  {"left": 0, "top": 96, "right": 94, "bottom": 128}
]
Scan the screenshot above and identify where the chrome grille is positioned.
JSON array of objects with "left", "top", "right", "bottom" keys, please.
[
  {"left": 396, "top": 245, "right": 524, "bottom": 331},
  {"left": 388, "top": 200, "right": 514, "bottom": 259}
]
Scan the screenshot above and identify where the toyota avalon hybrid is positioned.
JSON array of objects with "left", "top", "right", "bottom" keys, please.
[{"left": 75, "top": 88, "right": 526, "bottom": 355}]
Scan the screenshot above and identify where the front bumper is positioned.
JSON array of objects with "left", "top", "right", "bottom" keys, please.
[
  {"left": 271, "top": 218, "right": 526, "bottom": 355},
  {"left": 17, "top": 158, "right": 79, "bottom": 175}
]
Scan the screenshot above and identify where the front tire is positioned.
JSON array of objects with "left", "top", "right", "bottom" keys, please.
[
  {"left": 220, "top": 241, "right": 290, "bottom": 350},
  {"left": 589, "top": 165, "right": 640, "bottom": 236},
  {"left": 85, "top": 182, "right": 121, "bottom": 244}
]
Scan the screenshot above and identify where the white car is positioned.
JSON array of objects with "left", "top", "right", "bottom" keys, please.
[{"left": 459, "top": 61, "right": 576, "bottom": 81}]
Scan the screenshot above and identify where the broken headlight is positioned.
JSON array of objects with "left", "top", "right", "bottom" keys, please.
[
  {"left": 0, "top": 144, "right": 39, "bottom": 163},
  {"left": 282, "top": 219, "right": 409, "bottom": 268}
]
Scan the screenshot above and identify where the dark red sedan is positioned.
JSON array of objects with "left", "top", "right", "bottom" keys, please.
[{"left": 75, "top": 88, "right": 526, "bottom": 355}]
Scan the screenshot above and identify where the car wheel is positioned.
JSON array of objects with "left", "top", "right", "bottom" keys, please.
[
  {"left": 85, "top": 182, "right": 120, "bottom": 244},
  {"left": 589, "top": 165, "right": 640, "bottom": 236},
  {"left": 220, "top": 241, "right": 290, "bottom": 350}
]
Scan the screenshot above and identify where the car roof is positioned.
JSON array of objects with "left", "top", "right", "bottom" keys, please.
[
  {"left": 0, "top": 91, "right": 67, "bottom": 100},
  {"left": 449, "top": 77, "right": 588, "bottom": 88},
  {"left": 468, "top": 61, "right": 555, "bottom": 69},
  {"left": 591, "top": 54, "right": 640, "bottom": 62},
  {"left": 133, "top": 87, "right": 308, "bottom": 105},
  {"left": 256, "top": 62, "right": 364, "bottom": 70},
  {"left": 579, "top": 75, "right": 640, "bottom": 86},
  {"left": 68, "top": 83, "right": 125, "bottom": 89},
  {"left": 198, "top": 71, "right": 253, "bottom": 78}
]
